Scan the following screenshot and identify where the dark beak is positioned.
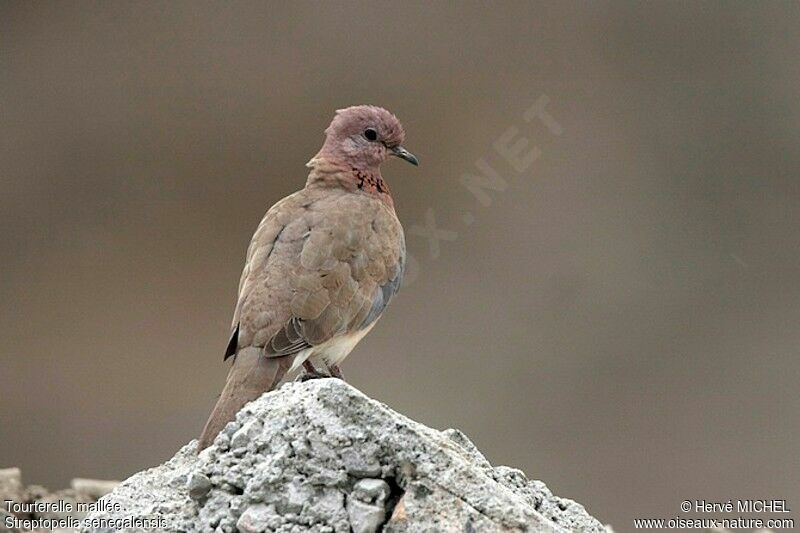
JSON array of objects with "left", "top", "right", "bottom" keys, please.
[{"left": 390, "top": 145, "right": 419, "bottom": 166}]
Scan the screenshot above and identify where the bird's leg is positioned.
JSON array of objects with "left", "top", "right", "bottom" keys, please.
[
  {"left": 298, "top": 360, "right": 329, "bottom": 381},
  {"left": 327, "top": 364, "right": 345, "bottom": 381}
]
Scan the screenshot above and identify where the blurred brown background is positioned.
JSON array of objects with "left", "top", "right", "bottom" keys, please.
[{"left": 2, "top": 1, "right": 799, "bottom": 530}]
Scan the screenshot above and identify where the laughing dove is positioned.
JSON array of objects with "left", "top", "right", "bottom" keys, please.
[{"left": 199, "top": 106, "right": 418, "bottom": 450}]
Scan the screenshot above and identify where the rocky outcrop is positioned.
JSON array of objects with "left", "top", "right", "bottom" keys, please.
[
  {"left": 0, "top": 468, "right": 117, "bottom": 533},
  {"left": 82, "top": 379, "right": 604, "bottom": 532}
]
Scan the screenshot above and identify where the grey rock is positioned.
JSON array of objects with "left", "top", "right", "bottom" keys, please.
[
  {"left": 70, "top": 478, "right": 120, "bottom": 500},
  {"left": 23, "top": 484, "right": 49, "bottom": 503},
  {"left": 230, "top": 418, "right": 262, "bottom": 450},
  {"left": 0, "top": 467, "right": 22, "bottom": 495},
  {"left": 0, "top": 469, "right": 117, "bottom": 533},
  {"left": 0, "top": 468, "right": 25, "bottom": 532},
  {"left": 81, "top": 379, "right": 604, "bottom": 532},
  {"left": 236, "top": 503, "right": 274, "bottom": 533},
  {"left": 33, "top": 489, "right": 91, "bottom": 521},
  {"left": 346, "top": 499, "right": 385, "bottom": 533},
  {"left": 187, "top": 472, "right": 212, "bottom": 501},
  {"left": 0, "top": 468, "right": 24, "bottom": 518},
  {"left": 0, "top": 509, "right": 21, "bottom": 533},
  {"left": 352, "top": 478, "right": 390, "bottom": 505},
  {"left": 340, "top": 444, "right": 382, "bottom": 477},
  {"left": 442, "top": 428, "right": 492, "bottom": 469},
  {"left": 347, "top": 478, "right": 392, "bottom": 533}
]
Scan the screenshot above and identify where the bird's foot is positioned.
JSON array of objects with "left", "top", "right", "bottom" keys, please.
[
  {"left": 297, "top": 361, "right": 330, "bottom": 382},
  {"left": 327, "top": 364, "right": 345, "bottom": 380},
  {"left": 297, "top": 372, "right": 328, "bottom": 382}
]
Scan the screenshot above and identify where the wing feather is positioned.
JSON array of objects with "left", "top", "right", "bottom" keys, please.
[{"left": 232, "top": 190, "right": 404, "bottom": 361}]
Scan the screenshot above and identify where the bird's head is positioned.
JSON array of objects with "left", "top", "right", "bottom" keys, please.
[{"left": 316, "top": 105, "right": 419, "bottom": 170}]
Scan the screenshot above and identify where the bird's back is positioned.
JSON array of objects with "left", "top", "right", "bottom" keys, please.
[{"left": 230, "top": 186, "right": 405, "bottom": 361}]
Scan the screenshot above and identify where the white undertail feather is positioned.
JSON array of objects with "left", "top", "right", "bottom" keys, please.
[{"left": 288, "top": 322, "right": 378, "bottom": 373}]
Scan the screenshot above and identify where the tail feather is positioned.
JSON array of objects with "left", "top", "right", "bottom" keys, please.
[{"left": 198, "top": 347, "right": 290, "bottom": 450}]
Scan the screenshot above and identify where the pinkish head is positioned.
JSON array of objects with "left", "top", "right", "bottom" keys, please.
[{"left": 317, "top": 105, "right": 418, "bottom": 170}]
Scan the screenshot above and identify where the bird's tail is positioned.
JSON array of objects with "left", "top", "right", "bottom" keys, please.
[{"left": 198, "top": 347, "right": 290, "bottom": 450}]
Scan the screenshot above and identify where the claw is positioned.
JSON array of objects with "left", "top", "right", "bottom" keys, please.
[{"left": 327, "top": 364, "right": 345, "bottom": 380}]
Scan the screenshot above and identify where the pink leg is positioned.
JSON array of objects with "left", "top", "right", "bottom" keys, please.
[
  {"left": 299, "top": 360, "right": 328, "bottom": 381},
  {"left": 327, "top": 364, "right": 345, "bottom": 380}
]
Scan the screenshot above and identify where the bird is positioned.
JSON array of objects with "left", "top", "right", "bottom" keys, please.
[{"left": 198, "top": 105, "right": 418, "bottom": 450}]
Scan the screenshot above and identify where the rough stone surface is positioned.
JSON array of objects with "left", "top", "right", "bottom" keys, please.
[
  {"left": 69, "top": 479, "right": 120, "bottom": 501},
  {"left": 0, "top": 468, "right": 117, "bottom": 533},
  {"left": 0, "top": 468, "right": 24, "bottom": 533},
  {"left": 346, "top": 478, "right": 391, "bottom": 533},
  {"left": 82, "top": 379, "right": 605, "bottom": 532}
]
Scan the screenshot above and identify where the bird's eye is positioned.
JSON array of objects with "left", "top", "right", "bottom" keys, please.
[{"left": 364, "top": 128, "right": 378, "bottom": 141}]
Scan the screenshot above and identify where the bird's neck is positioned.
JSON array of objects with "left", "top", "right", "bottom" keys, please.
[{"left": 305, "top": 157, "right": 394, "bottom": 209}]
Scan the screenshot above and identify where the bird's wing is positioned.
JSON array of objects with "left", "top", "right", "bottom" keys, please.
[
  {"left": 227, "top": 190, "right": 404, "bottom": 361},
  {"left": 266, "top": 192, "right": 405, "bottom": 357},
  {"left": 223, "top": 191, "right": 305, "bottom": 360}
]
